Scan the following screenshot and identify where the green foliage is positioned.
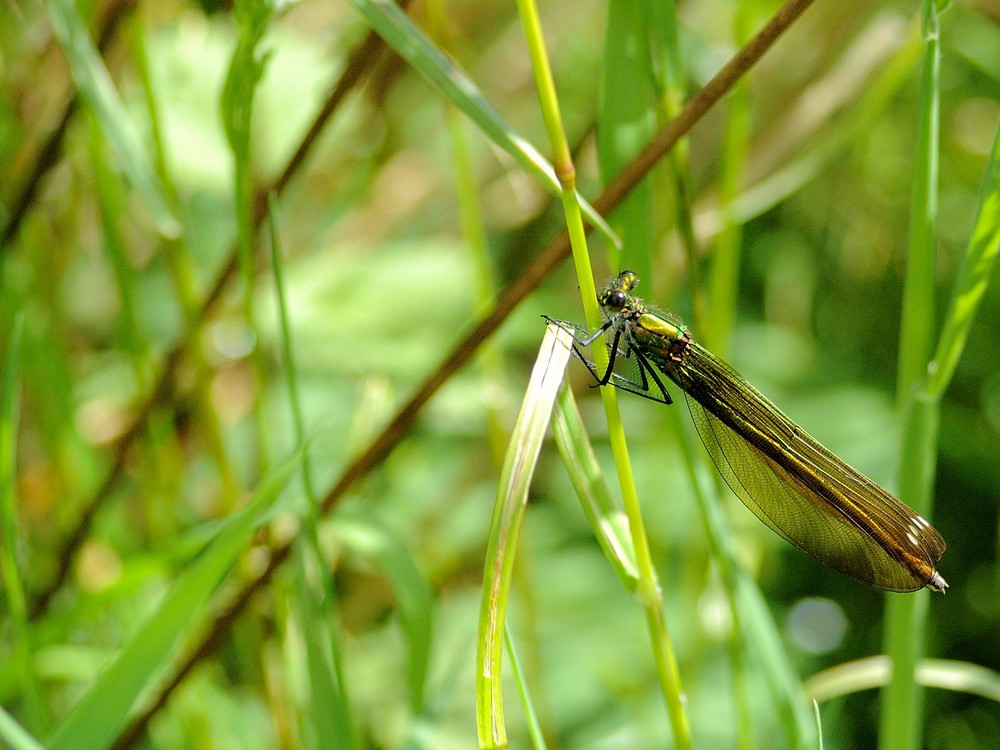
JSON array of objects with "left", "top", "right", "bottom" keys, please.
[
  {"left": 46, "top": 452, "right": 299, "bottom": 750},
  {"left": 45, "top": 0, "right": 179, "bottom": 237},
  {"left": 1, "top": 0, "right": 999, "bottom": 749}
]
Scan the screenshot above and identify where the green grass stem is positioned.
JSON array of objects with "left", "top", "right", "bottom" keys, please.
[
  {"left": 516, "top": 0, "right": 691, "bottom": 744},
  {"left": 268, "top": 202, "right": 360, "bottom": 749},
  {"left": 923, "top": 122, "right": 1000, "bottom": 401},
  {"left": 346, "top": 0, "right": 618, "bottom": 246},
  {"left": 45, "top": 0, "right": 178, "bottom": 238},
  {"left": 223, "top": 0, "right": 274, "bottom": 473},
  {"left": 880, "top": 3, "right": 944, "bottom": 748},
  {"left": 884, "top": 5, "right": 999, "bottom": 749},
  {"left": 504, "top": 625, "right": 548, "bottom": 750},
  {"left": 551, "top": 385, "right": 640, "bottom": 590},
  {"left": 0, "top": 317, "right": 47, "bottom": 736}
]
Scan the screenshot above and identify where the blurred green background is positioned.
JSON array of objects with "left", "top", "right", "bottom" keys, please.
[{"left": 1, "top": 0, "right": 999, "bottom": 748}]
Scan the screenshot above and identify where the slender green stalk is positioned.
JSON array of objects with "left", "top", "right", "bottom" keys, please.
[
  {"left": 813, "top": 701, "right": 824, "bottom": 750},
  {"left": 132, "top": 9, "right": 242, "bottom": 512},
  {"left": 268, "top": 203, "right": 359, "bottom": 749},
  {"left": 223, "top": 0, "right": 274, "bottom": 473},
  {"left": 45, "top": 0, "right": 178, "bottom": 237},
  {"left": 882, "top": 4, "right": 1000, "bottom": 749},
  {"left": 552, "top": 385, "right": 640, "bottom": 590},
  {"left": 515, "top": 0, "right": 691, "bottom": 746},
  {"left": 427, "top": 0, "right": 556, "bottom": 737},
  {"left": 504, "top": 625, "right": 548, "bottom": 750},
  {"left": 595, "top": 333, "right": 690, "bottom": 750},
  {"left": 705, "top": 3, "right": 752, "bottom": 354},
  {"left": 923, "top": 127, "right": 1000, "bottom": 401},
  {"left": 513, "top": 0, "right": 572, "bottom": 178},
  {"left": 881, "top": 3, "right": 944, "bottom": 747},
  {"left": 701, "top": 5, "right": 754, "bottom": 745},
  {"left": 599, "top": 0, "right": 654, "bottom": 280},
  {"left": 880, "top": 402, "right": 936, "bottom": 748},
  {"left": 0, "top": 317, "right": 47, "bottom": 736}
]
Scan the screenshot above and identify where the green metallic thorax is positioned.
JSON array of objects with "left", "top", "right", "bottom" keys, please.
[{"left": 598, "top": 271, "right": 691, "bottom": 376}]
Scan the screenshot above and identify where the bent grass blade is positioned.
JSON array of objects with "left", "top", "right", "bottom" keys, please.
[
  {"left": 552, "top": 384, "right": 640, "bottom": 592},
  {"left": 476, "top": 323, "right": 573, "bottom": 749}
]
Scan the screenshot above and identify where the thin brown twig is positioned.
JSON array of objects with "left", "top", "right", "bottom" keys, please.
[
  {"left": 109, "top": 0, "right": 818, "bottom": 745},
  {"left": 599, "top": 0, "right": 818, "bottom": 213}
]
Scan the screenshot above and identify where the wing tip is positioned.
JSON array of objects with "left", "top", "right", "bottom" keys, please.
[{"left": 926, "top": 571, "right": 949, "bottom": 593}]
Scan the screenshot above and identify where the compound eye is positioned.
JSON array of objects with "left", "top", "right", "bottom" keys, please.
[{"left": 605, "top": 290, "right": 627, "bottom": 309}]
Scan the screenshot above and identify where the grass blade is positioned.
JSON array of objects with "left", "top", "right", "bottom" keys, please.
[
  {"left": 287, "top": 552, "right": 358, "bottom": 750},
  {"left": 334, "top": 516, "right": 435, "bottom": 714},
  {"left": 0, "top": 317, "right": 47, "bottom": 736},
  {"left": 45, "top": 0, "right": 179, "bottom": 238},
  {"left": 599, "top": 0, "right": 654, "bottom": 273},
  {"left": 268, "top": 202, "right": 359, "bottom": 750},
  {"left": 504, "top": 626, "right": 548, "bottom": 750},
  {"left": 881, "top": 4, "right": 946, "bottom": 746},
  {"left": 0, "top": 705, "right": 45, "bottom": 750},
  {"left": 46, "top": 454, "right": 299, "bottom": 750},
  {"left": 476, "top": 323, "right": 572, "bottom": 749},
  {"left": 344, "top": 0, "right": 619, "bottom": 248},
  {"left": 807, "top": 656, "right": 1000, "bottom": 704},
  {"left": 551, "top": 384, "right": 639, "bottom": 590},
  {"left": 924, "top": 118, "right": 1000, "bottom": 400},
  {"left": 881, "top": 41, "right": 1000, "bottom": 750}
]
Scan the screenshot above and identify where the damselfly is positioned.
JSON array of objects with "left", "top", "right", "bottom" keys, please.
[{"left": 548, "top": 270, "right": 947, "bottom": 592}]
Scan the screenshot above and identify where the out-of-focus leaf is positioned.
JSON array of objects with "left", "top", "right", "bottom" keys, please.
[
  {"left": 46, "top": 453, "right": 299, "bottom": 750},
  {"left": 345, "top": 0, "right": 619, "bottom": 248},
  {"left": 46, "top": 0, "right": 180, "bottom": 238}
]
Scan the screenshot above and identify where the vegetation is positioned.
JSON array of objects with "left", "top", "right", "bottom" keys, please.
[{"left": 1, "top": 0, "right": 999, "bottom": 748}]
